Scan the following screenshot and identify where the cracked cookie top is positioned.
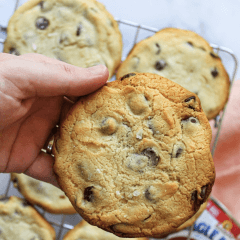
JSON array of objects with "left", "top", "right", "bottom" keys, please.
[
  {"left": 116, "top": 28, "right": 230, "bottom": 119},
  {"left": 53, "top": 73, "right": 215, "bottom": 238},
  {"left": 4, "top": 0, "right": 122, "bottom": 78},
  {"left": 0, "top": 196, "right": 55, "bottom": 240}
]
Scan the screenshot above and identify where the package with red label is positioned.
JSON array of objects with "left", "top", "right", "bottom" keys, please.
[{"left": 151, "top": 196, "right": 240, "bottom": 240}]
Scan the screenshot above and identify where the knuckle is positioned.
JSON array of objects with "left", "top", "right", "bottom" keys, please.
[{"left": 61, "top": 64, "right": 75, "bottom": 76}]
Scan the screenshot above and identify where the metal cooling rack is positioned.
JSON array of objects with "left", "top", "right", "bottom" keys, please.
[{"left": 0, "top": 0, "right": 238, "bottom": 239}]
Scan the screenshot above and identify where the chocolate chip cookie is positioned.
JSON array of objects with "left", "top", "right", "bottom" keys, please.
[
  {"left": 11, "top": 173, "right": 76, "bottom": 214},
  {"left": 116, "top": 28, "right": 230, "bottom": 119},
  {"left": 3, "top": 0, "right": 122, "bottom": 78},
  {"left": 176, "top": 198, "right": 208, "bottom": 232},
  {"left": 0, "top": 196, "right": 55, "bottom": 240},
  {"left": 53, "top": 73, "right": 215, "bottom": 238},
  {"left": 63, "top": 220, "right": 148, "bottom": 240}
]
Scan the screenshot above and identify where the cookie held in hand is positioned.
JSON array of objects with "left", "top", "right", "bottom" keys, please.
[{"left": 53, "top": 73, "right": 215, "bottom": 238}]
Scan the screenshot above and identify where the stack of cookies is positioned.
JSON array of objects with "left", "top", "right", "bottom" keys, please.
[{"left": 3, "top": 0, "right": 231, "bottom": 238}]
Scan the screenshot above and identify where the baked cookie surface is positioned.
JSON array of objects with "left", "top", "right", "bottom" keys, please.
[
  {"left": 0, "top": 196, "right": 55, "bottom": 240},
  {"left": 11, "top": 173, "right": 76, "bottom": 214},
  {"left": 176, "top": 198, "right": 208, "bottom": 232},
  {"left": 63, "top": 220, "right": 148, "bottom": 240},
  {"left": 117, "top": 28, "right": 230, "bottom": 119},
  {"left": 53, "top": 73, "right": 215, "bottom": 238},
  {"left": 3, "top": 0, "right": 122, "bottom": 78}
]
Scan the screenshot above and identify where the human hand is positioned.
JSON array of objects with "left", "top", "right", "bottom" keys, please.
[{"left": 0, "top": 53, "right": 109, "bottom": 188}]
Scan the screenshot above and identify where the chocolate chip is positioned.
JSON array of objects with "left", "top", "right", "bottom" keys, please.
[
  {"left": 176, "top": 148, "right": 183, "bottom": 158},
  {"left": 22, "top": 199, "right": 31, "bottom": 207},
  {"left": 59, "top": 195, "right": 66, "bottom": 199},
  {"left": 76, "top": 24, "right": 82, "bottom": 36},
  {"left": 191, "top": 190, "right": 205, "bottom": 211},
  {"left": 9, "top": 48, "right": 20, "bottom": 56},
  {"left": 84, "top": 186, "right": 94, "bottom": 202},
  {"left": 187, "top": 41, "right": 193, "bottom": 47},
  {"left": 12, "top": 177, "right": 21, "bottom": 192},
  {"left": 0, "top": 197, "right": 8, "bottom": 203},
  {"left": 172, "top": 143, "right": 184, "bottom": 159},
  {"left": 183, "top": 117, "right": 198, "bottom": 124},
  {"left": 141, "top": 148, "right": 159, "bottom": 167},
  {"left": 36, "top": 17, "right": 49, "bottom": 30},
  {"left": 14, "top": 210, "right": 20, "bottom": 215},
  {"left": 12, "top": 177, "right": 18, "bottom": 184},
  {"left": 210, "top": 52, "right": 219, "bottom": 59},
  {"left": 184, "top": 96, "right": 196, "bottom": 102},
  {"left": 184, "top": 96, "right": 196, "bottom": 110},
  {"left": 211, "top": 67, "right": 219, "bottom": 78},
  {"left": 120, "top": 73, "right": 136, "bottom": 81},
  {"left": 145, "top": 188, "right": 152, "bottom": 201},
  {"left": 155, "top": 60, "right": 166, "bottom": 71},
  {"left": 12, "top": 177, "right": 21, "bottom": 191},
  {"left": 190, "top": 118, "right": 197, "bottom": 123},
  {"left": 191, "top": 190, "right": 199, "bottom": 211},
  {"left": 156, "top": 43, "right": 161, "bottom": 54},
  {"left": 181, "top": 117, "right": 199, "bottom": 130},
  {"left": 100, "top": 117, "right": 118, "bottom": 135},
  {"left": 39, "top": 1, "right": 44, "bottom": 9}
]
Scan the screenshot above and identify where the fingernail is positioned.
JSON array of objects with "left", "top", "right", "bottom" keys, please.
[{"left": 88, "top": 65, "right": 106, "bottom": 75}]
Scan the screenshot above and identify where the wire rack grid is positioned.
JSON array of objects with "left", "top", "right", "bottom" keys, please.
[{"left": 0, "top": 1, "right": 238, "bottom": 240}]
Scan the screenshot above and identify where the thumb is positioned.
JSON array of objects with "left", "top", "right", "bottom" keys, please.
[{"left": 1, "top": 57, "right": 109, "bottom": 99}]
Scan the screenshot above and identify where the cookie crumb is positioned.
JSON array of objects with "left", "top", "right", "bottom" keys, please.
[
  {"left": 128, "top": 193, "right": 133, "bottom": 199},
  {"left": 133, "top": 190, "right": 140, "bottom": 197},
  {"left": 136, "top": 129, "right": 143, "bottom": 139},
  {"left": 32, "top": 43, "right": 37, "bottom": 51}
]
